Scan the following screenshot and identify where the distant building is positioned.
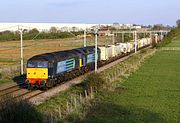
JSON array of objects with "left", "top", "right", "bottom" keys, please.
[
  {"left": 98, "top": 27, "right": 112, "bottom": 36},
  {"left": 112, "top": 23, "right": 142, "bottom": 30}
]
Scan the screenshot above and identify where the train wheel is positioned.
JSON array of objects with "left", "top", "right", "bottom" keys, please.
[
  {"left": 53, "top": 80, "right": 58, "bottom": 86},
  {"left": 42, "top": 86, "right": 48, "bottom": 90},
  {"left": 27, "top": 84, "right": 33, "bottom": 90},
  {"left": 57, "top": 78, "right": 61, "bottom": 84}
]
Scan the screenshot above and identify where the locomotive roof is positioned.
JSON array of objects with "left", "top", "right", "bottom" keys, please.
[{"left": 28, "top": 46, "right": 97, "bottom": 62}]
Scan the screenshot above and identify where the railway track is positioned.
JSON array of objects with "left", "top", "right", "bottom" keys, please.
[
  {"left": 0, "top": 84, "right": 23, "bottom": 97},
  {"left": 0, "top": 83, "right": 44, "bottom": 101}
]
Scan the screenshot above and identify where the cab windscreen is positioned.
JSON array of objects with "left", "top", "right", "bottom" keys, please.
[{"left": 27, "top": 61, "right": 48, "bottom": 68}]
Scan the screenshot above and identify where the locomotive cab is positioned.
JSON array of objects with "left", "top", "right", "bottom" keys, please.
[{"left": 26, "top": 60, "right": 49, "bottom": 88}]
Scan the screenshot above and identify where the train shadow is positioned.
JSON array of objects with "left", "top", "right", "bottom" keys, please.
[
  {"left": 76, "top": 101, "right": 168, "bottom": 123},
  {"left": 13, "top": 74, "right": 26, "bottom": 88}
]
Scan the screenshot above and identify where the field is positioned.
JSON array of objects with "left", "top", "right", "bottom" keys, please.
[{"left": 79, "top": 36, "right": 180, "bottom": 123}]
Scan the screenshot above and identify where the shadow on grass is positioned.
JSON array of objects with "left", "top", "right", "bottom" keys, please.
[
  {"left": 78, "top": 102, "right": 167, "bottom": 123},
  {"left": 0, "top": 95, "right": 43, "bottom": 123}
]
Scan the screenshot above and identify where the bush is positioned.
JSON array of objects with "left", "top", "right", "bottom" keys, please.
[
  {"left": 83, "top": 73, "right": 105, "bottom": 92},
  {"left": 0, "top": 96, "right": 43, "bottom": 123}
]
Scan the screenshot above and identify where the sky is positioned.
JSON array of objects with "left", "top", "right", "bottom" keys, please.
[{"left": 0, "top": 0, "right": 179, "bottom": 26}]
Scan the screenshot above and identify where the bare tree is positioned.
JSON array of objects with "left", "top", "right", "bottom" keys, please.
[
  {"left": 29, "top": 28, "right": 39, "bottom": 34},
  {"left": 50, "top": 27, "right": 58, "bottom": 33},
  {"left": 153, "top": 24, "right": 164, "bottom": 30}
]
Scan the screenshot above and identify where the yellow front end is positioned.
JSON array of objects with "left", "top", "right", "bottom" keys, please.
[{"left": 27, "top": 68, "right": 48, "bottom": 79}]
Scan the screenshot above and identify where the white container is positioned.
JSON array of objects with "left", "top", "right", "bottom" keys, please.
[
  {"left": 138, "top": 39, "right": 143, "bottom": 48},
  {"left": 115, "top": 44, "right": 121, "bottom": 55},
  {"left": 106, "top": 46, "right": 113, "bottom": 58},
  {"left": 114, "top": 44, "right": 121, "bottom": 56},
  {"left": 98, "top": 46, "right": 113, "bottom": 60},
  {"left": 108, "top": 45, "right": 116, "bottom": 57},
  {"left": 98, "top": 46, "right": 107, "bottom": 61},
  {"left": 126, "top": 43, "right": 131, "bottom": 52},
  {"left": 147, "top": 38, "right": 151, "bottom": 45},
  {"left": 139, "top": 38, "right": 151, "bottom": 47},
  {"left": 118, "top": 43, "right": 127, "bottom": 53},
  {"left": 144, "top": 38, "right": 148, "bottom": 46}
]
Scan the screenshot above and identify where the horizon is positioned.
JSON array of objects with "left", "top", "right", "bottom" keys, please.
[{"left": 0, "top": 22, "right": 175, "bottom": 26}]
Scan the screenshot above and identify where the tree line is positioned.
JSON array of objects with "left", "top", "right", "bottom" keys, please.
[{"left": 0, "top": 27, "right": 84, "bottom": 41}]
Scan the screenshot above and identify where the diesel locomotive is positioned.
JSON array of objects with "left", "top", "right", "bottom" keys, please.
[{"left": 26, "top": 46, "right": 101, "bottom": 88}]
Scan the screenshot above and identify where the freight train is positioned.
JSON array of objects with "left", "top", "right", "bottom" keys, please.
[{"left": 25, "top": 38, "right": 152, "bottom": 89}]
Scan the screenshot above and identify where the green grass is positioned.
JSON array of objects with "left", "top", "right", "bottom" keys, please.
[
  {"left": 37, "top": 86, "right": 84, "bottom": 118},
  {"left": 0, "top": 79, "right": 12, "bottom": 84},
  {"left": 164, "top": 35, "right": 180, "bottom": 47},
  {"left": 80, "top": 38, "right": 180, "bottom": 123},
  {"left": 0, "top": 58, "right": 16, "bottom": 63}
]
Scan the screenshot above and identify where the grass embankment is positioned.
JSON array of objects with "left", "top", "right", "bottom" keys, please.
[{"left": 81, "top": 36, "right": 180, "bottom": 123}]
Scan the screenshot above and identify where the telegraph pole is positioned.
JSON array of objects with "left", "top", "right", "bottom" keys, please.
[
  {"left": 144, "top": 32, "right": 146, "bottom": 38},
  {"left": 155, "top": 34, "right": 158, "bottom": 43},
  {"left": 160, "top": 31, "right": 163, "bottom": 40},
  {"left": 95, "top": 28, "right": 98, "bottom": 73},
  {"left": 134, "top": 31, "right": 137, "bottom": 53},
  {"left": 19, "top": 28, "right": 24, "bottom": 75},
  {"left": 150, "top": 31, "right": 152, "bottom": 46},
  {"left": 84, "top": 28, "right": 87, "bottom": 47},
  {"left": 122, "top": 32, "right": 124, "bottom": 42},
  {"left": 112, "top": 34, "right": 115, "bottom": 44}
]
